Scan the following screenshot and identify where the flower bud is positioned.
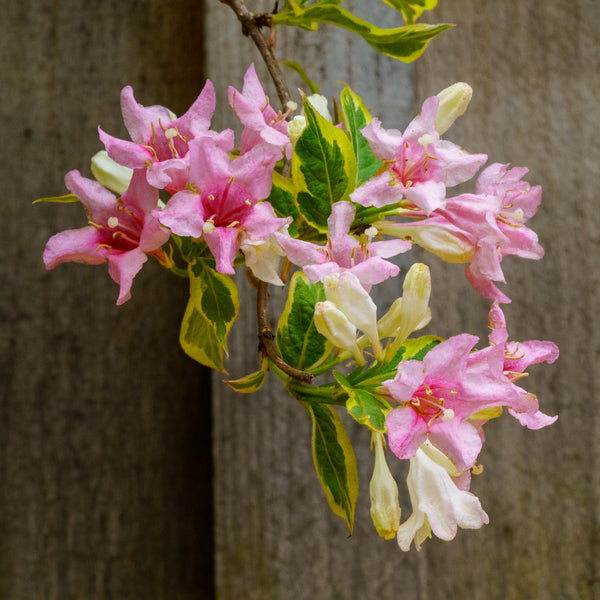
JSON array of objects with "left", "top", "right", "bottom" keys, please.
[
  {"left": 306, "top": 94, "right": 332, "bottom": 122},
  {"left": 91, "top": 150, "right": 133, "bottom": 195},
  {"left": 288, "top": 94, "right": 332, "bottom": 144},
  {"left": 379, "top": 263, "right": 432, "bottom": 342},
  {"left": 435, "top": 82, "right": 473, "bottom": 135},
  {"left": 369, "top": 433, "right": 401, "bottom": 540},
  {"left": 288, "top": 115, "right": 307, "bottom": 145},
  {"left": 378, "top": 221, "right": 474, "bottom": 264},
  {"left": 314, "top": 301, "right": 364, "bottom": 365},
  {"left": 324, "top": 272, "right": 384, "bottom": 361}
]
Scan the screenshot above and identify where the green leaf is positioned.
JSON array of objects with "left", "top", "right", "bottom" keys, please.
[
  {"left": 180, "top": 305, "right": 226, "bottom": 372},
  {"left": 225, "top": 358, "right": 269, "bottom": 393},
  {"left": 268, "top": 171, "right": 300, "bottom": 236},
  {"left": 276, "top": 271, "right": 331, "bottom": 371},
  {"left": 189, "top": 260, "right": 239, "bottom": 345},
  {"left": 340, "top": 86, "right": 382, "bottom": 185},
  {"left": 33, "top": 193, "right": 79, "bottom": 204},
  {"left": 179, "top": 260, "right": 240, "bottom": 372},
  {"left": 347, "top": 334, "right": 442, "bottom": 388},
  {"left": 273, "top": 2, "right": 452, "bottom": 63},
  {"left": 281, "top": 60, "right": 320, "bottom": 94},
  {"left": 379, "top": 0, "right": 438, "bottom": 25},
  {"left": 303, "top": 402, "right": 358, "bottom": 533},
  {"left": 334, "top": 372, "right": 390, "bottom": 433},
  {"left": 293, "top": 96, "right": 357, "bottom": 232}
]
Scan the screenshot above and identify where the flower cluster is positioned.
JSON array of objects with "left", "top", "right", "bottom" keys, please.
[{"left": 41, "top": 64, "right": 557, "bottom": 552}]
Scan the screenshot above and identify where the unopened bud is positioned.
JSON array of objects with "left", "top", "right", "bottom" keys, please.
[
  {"left": 378, "top": 263, "right": 432, "bottom": 342},
  {"left": 314, "top": 301, "right": 364, "bottom": 365},
  {"left": 306, "top": 94, "right": 333, "bottom": 122},
  {"left": 369, "top": 433, "right": 401, "bottom": 540},
  {"left": 324, "top": 272, "right": 384, "bottom": 361},
  {"left": 288, "top": 115, "right": 307, "bottom": 145},
  {"left": 91, "top": 151, "right": 133, "bottom": 195},
  {"left": 435, "top": 82, "right": 473, "bottom": 135}
]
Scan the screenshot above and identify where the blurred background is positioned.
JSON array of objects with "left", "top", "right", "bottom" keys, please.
[{"left": 2, "top": 0, "right": 598, "bottom": 598}]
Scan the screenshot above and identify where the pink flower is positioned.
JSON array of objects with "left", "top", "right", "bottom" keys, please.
[
  {"left": 375, "top": 163, "right": 544, "bottom": 303},
  {"left": 228, "top": 63, "right": 292, "bottom": 158},
  {"left": 99, "top": 80, "right": 233, "bottom": 193},
  {"left": 383, "top": 333, "right": 518, "bottom": 471},
  {"left": 155, "top": 136, "right": 288, "bottom": 275},
  {"left": 350, "top": 96, "right": 487, "bottom": 214},
  {"left": 487, "top": 302, "right": 559, "bottom": 428},
  {"left": 43, "top": 169, "right": 170, "bottom": 305},
  {"left": 275, "top": 201, "right": 411, "bottom": 289}
]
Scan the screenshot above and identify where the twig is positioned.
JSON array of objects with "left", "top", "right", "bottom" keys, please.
[
  {"left": 219, "top": 0, "right": 292, "bottom": 107},
  {"left": 256, "top": 281, "right": 314, "bottom": 384}
]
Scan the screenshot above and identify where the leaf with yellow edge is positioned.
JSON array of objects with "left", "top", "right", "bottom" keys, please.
[
  {"left": 470, "top": 406, "right": 504, "bottom": 421},
  {"left": 179, "top": 259, "right": 240, "bottom": 373},
  {"left": 225, "top": 358, "right": 269, "bottom": 393},
  {"left": 273, "top": 2, "right": 451, "bottom": 63},
  {"left": 378, "top": 0, "right": 438, "bottom": 25},
  {"left": 33, "top": 193, "right": 79, "bottom": 204},
  {"left": 303, "top": 401, "right": 359, "bottom": 534}
]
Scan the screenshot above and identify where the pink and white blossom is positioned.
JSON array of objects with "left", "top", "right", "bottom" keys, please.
[
  {"left": 228, "top": 63, "right": 292, "bottom": 158},
  {"left": 99, "top": 80, "right": 232, "bottom": 193},
  {"left": 43, "top": 169, "right": 170, "bottom": 305},
  {"left": 350, "top": 96, "right": 487, "bottom": 214},
  {"left": 396, "top": 440, "right": 488, "bottom": 551},
  {"left": 487, "top": 302, "right": 559, "bottom": 428},
  {"left": 275, "top": 201, "right": 410, "bottom": 289},
  {"left": 383, "top": 333, "right": 519, "bottom": 471},
  {"left": 155, "top": 136, "right": 288, "bottom": 275}
]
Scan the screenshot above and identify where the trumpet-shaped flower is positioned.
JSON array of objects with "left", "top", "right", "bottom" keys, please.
[
  {"left": 374, "top": 163, "right": 544, "bottom": 303},
  {"left": 228, "top": 63, "right": 292, "bottom": 158},
  {"left": 43, "top": 169, "right": 170, "bottom": 305},
  {"left": 396, "top": 440, "right": 489, "bottom": 551},
  {"left": 350, "top": 95, "right": 487, "bottom": 214},
  {"left": 383, "top": 333, "right": 519, "bottom": 471},
  {"left": 275, "top": 201, "right": 411, "bottom": 289},
  {"left": 155, "top": 136, "right": 288, "bottom": 275},
  {"left": 487, "top": 302, "right": 559, "bottom": 428},
  {"left": 324, "top": 271, "right": 384, "bottom": 361},
  {"left": 99, "top": 80, "right": 232, "bottom": 193}
]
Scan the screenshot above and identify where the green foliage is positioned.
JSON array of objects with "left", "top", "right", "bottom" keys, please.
[
  {"left": 272, "top": 1, "right": 451, "bottom": 63},
  {"left": 276, "top": 271, "right": 331, "bottom": 371},
  {"left": 340, "top": 85, "right": 382, "bottom": 185},
  {"left": 268, "top": 171, "right": 301, "bottom": 237},
  {"left": 302, "top": 402, "right": 359, "bottom": 533},
  {"left": 280, "top": 60, "right": 320, "bottom": 94},
  {"left": 179, "top": 260, "right": 239, "bottom": 373},
  {"left": 379, "top": 0, "right": 438, "bottom": 25},
  {"left": 293, "top": 96, "right": 357, "bottom": 232},
  {"left": 225, "top": 358, "right": 269, "bottom": 393},
  {"left": 33, "top": 194, "right": 79, "bottom": 204}
]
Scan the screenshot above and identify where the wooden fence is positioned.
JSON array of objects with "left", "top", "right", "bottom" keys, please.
[{"left": 3, "top": 0, "right": 599, "bottom": 598}]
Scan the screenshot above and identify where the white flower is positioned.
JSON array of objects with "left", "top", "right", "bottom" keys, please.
[{"left": 397, "top": 441, "right": 489, "bottom": 552}]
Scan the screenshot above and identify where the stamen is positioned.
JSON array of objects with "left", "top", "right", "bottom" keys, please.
[{"left": 203, "top": 221, "right": 216, "bottom": 235}]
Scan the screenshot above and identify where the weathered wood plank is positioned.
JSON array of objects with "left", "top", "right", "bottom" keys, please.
[
  {"left": 2, "top": 1, "right": 214, "bottom": 598},
  {"left": 208, "top": 0, "right": 599, "bottom": 598}
]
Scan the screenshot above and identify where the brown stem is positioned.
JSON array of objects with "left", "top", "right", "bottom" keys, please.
[
  {"left": 221, "top": 0, "right": 312, "bottom": 384},
  {"left": 219, "top": 0, "right": 292, "bottom": 107},
  {"left": 256, "top": 281, "right": 314, "bottom": 384}
]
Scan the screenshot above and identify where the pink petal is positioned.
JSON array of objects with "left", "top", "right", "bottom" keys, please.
[{"left": 386, "top": 406, "right": 427, "bottom": 460}]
